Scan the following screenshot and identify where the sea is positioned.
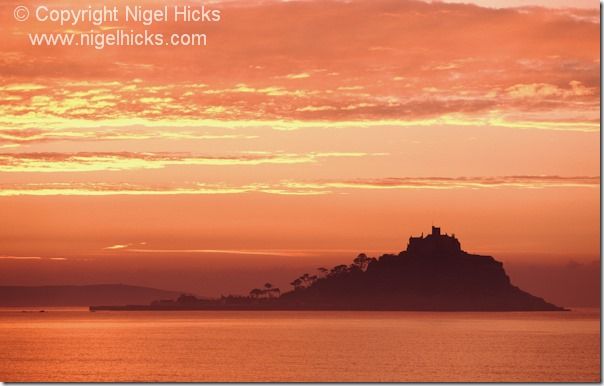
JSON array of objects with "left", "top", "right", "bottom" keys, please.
[{"left": 0, "top": 308, "right": 599, "bottom": 382}]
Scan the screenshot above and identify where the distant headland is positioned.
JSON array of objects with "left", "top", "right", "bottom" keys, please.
[
  {"left": 0, "top": 284, "right": 182, "bottom": 307},
  {"left": 90, "top": 227, "right": 566, "bottom": 312}
]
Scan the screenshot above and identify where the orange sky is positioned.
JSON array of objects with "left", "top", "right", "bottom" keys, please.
[{"left": 0, "top": 0, "right": 599, "bottom": 298}]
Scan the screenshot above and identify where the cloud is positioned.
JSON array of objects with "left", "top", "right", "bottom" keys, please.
[
  {"left": 103, "top": 242, "right": 147, "bottom": 250},
  {"left": 0, "top": 151, "right": 382, "bottom": 173},
  {"left": 0, "top": 77, "right": 597, "bottom": 133},
  {"left": 0, "top": 182, "right": 322, "bottom": 196},
  {"left": 281, "top": 73, "right": 311, "bottom": 80},
  {"left": 0, "top": 256, "right": 42, "bottom": 260},
  {"left": 112, "top": 247, "right": 372, "bottom": 257},
  {"left": 506, "top": 81, "right": 595, "bottom": 99},
  {"left": 103, "top": 244, "right": 130, "bottom": 250},
  {"left": 0, "top": 83, "right": 47, "bottom": 92},
  {"left": 296, "top": 105, "right": 337, "bottom": 112},
  {"left": 0, "top": 127, "right": 258, "bottom": 145},
  {"left": 309, "top": 176, "right": 600, "bottom": 190},
  {"left": 0, "top": 176, "right": 597, "bottom": 196},
  {"left": 126, "top": 249, "right": 316, "bottom": 257},
  {"left": 0, "top": 1, "right": 597, "bottom": 133},
  {"left": 0, "top": 255, "right": 66, "bottom": 261}
]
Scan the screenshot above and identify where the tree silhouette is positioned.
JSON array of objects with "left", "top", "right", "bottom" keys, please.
[
  {"left": 352, "top": 253, "right": 375, "bottom": 271},
  {"left": 258, "top": 283, "right": 280, "bottom": 298},
  {"left": 317, "top": 267, "right": 329, "bottom": 277},
  {"left": 291, "top": 278, "right": 303, "bottom": 290},
  {"left": 249, "top": 288, "right": 263, "bottom": 299},
  {"left": 248, "top": 284, "right": 281, "bottom": 299},
  {"left": 329, "top": 264, "right": 349, "bottom": 277},
  {"left": 290, "top": 273, "right": 318, "bottom": 290},
  {"left": 301, "top": 273, "right": 317, "bottom": 287}
]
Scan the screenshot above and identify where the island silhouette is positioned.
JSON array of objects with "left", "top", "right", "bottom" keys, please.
[{"left": 90, "top": 227, "right": 565, "bottom": 311}]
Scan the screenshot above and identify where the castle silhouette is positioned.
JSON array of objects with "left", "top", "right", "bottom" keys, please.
[{"left": 407, "top": 226, "right": 462, "bottom": 255}]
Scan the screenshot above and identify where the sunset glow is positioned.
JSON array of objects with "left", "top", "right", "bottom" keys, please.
[{"left": 0, "top": 0, "right": 599, "bottom": 299}]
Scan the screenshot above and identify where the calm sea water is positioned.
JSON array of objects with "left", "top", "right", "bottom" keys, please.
[{"left": 0, "top": 308, "right": 599, "bottom": 382}]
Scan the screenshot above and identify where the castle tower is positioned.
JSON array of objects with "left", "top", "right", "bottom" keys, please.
[{"left": 431, "top": 226, "right": 441, "bottom": 236}]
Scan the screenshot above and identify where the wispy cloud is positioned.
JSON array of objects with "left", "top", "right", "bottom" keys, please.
[
  {"left": 0, "top": 151, "right": 383, "bottom": 173},
  {"left": 281, "top": 73, "right": 311, "bottom": 80},
  {"left": 307, "top": 176, "right": 600, "bottom": 190},
  {"left": 127, "top": 249, "right": 314, "bottom": 257},
  {"left": 0, "top": 255, "right": 67, "bottom": 261},
  {"left": 103, "top": 242, "right": 146, "bottom": 250},
  {"left": 0, "top": 255, "right": 42, "bottom": 260},
  {"left": 0, "top": 127, "right": 258, "bottom": 146},
  {"left": 103, "top": 244, "right": 130, "bottom": 250},
  {"left": 0, "top": 176, "right": 597, "bottom": 196},
  {"left": 105, "top": 247, "right": 372, "bottom": 257}
]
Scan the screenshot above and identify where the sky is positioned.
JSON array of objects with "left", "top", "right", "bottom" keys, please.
[{"left": 0, "top": 0, "right": 599, "bottom": 304}]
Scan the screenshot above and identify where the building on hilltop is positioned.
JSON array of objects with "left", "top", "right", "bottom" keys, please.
[{"left": 407, "top": 226, "right": 462, "bottom": 255}]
